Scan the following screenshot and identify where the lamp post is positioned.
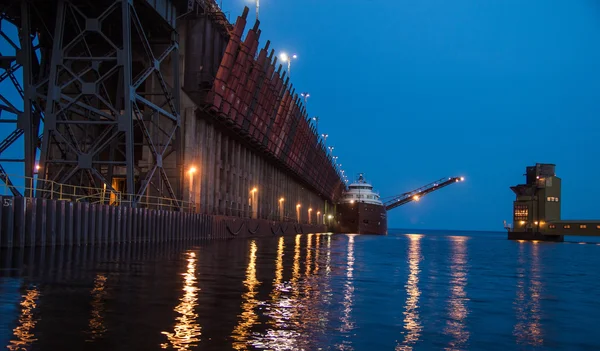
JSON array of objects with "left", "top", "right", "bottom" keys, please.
[
  {"left": 300, "top": 92, "right": 310, "bottom": 106},
  {"left": 280, "top": 52, "right": 297, "bottom": 78},
  {"left": 317, "top": 211, "right": 321, "bottom": 225},
  {"left": 189, "top": 167, "right": 197, "bottom": 211},
  {"left": 279, "top": 197, "right": 285, "bottom": 221},
  {"left": 296, "top": 203, "right": 301, "bottom": 223},
  {"left": 308, "top": 208, "right": 313, "bottom": 224},
  {"left": 250, "top": 187, "right": 258, "bottom": 218},
  {"left": 312, "top": 116, "right": 319, "bottom": 136}
]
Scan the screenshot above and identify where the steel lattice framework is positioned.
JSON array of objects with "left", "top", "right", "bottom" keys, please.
[{"left": 0, "top": 0, "right": 184, "bottom": 206}]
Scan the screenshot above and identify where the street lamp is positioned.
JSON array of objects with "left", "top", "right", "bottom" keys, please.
[
  {"left": 296, "top": 203, "right": 301, "bottom": 223},
  {"left": 321, "top": 133, "right": 328, "bottom": 147},
  {"left": 250, "top": 187, "right": 258, "bottom": 218},
  {"left": 300, "top": 92, "right": 310, "bottom": 105},
  {"left": 280, "top": 52, "right": 297, "bottom": 78},
  {"left": 308, "top": 208, "right": 313, "bottom": 224},
  {"left": 188, "top": 166, "right": 197, "bottom": 212},
  {"left": 312, "top": 116, "right": 319, "bottom": 135},
  {"left": 279, "top": 197, "right": 285, "bottom": 221}
]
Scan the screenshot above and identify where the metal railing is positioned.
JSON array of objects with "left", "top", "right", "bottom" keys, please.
[
  {"left": 0, "top": 174, "right": 122, "bottom": 205},
  {"left": 0, "top": 174, "right": 333, "bottom": 220}
]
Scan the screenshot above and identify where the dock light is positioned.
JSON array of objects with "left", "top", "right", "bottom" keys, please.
[
  {"left": 328, "top": 215, "right": 333, "bottom": 219},
  {"left": 189, "top": 166, "right": 196, "bottom": 174},
  {"left": 279, "top": 197, "right": 284, "bottom": 202},
  {"left": 301, "top": 92, "right": 310, "bottom": 103},
  {"left": 519, "top": 221, "right": 525, "bottom": 225},
  {"left": 251, "top": 187, "right": 258, "bottom": 193},
  {"left": 35, "top": 164, "right": 40, "bottom": 171},
  {"left": 309, "top": 208, "right": 312, "bottom": 212},
  {"left": 534, "top": 221, "right": 539, "bottom": 225},
  {"left": 296, "top": 204, "right": 301, "bottom": 208},
  {"left": 280, "top": 52, "right": 297, "bottom": 77},
  {"left": 317, "top": 211, "right": 320, "bottom": 215}
]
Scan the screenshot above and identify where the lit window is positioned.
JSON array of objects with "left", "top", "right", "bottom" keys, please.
[
  {"left": 597, "top": 225, "right": 600, "bottom": 230},
  {"left": 580, "top": 225, "right": 587, "bottom": 229},
  {"left": 564, "top": 225, "right": 571, "bottom": 229},
  {"left": 549, "top": 224, "right": 556, "bottom": 229},
  {"left": 514, "top": 204, "right": 528, "bottom": 221}
]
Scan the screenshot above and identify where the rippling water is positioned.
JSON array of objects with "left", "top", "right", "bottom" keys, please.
[{"left": 2, "top": 229, "right": 600, "bottom": 350}]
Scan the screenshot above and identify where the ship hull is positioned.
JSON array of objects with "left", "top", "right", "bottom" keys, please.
[{"left": 337, "top": 202, "right": 387, "bottom": 235}]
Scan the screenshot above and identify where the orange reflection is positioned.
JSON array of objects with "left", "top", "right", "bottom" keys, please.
[
  {"left": 231, "top": 240, "right": 260, "bottom": 350},
  {"left": 86, "top": 274, "right": 108, "bottom": 341},
  {"left": 305, "top": 234, "right": 313, "bottom": 277},
  {"left": 275, "top": 236, "right": 285, "bottom": 290},
  {"left": 161, "top": 251, "right": 201, "bottom": 350},
  {"left": 445, "top": 236, "right": 470, "bottom": 349},
  {"left": 514, "top": 242, "right": 543, "bottom": 346},
  {"left": 252, "top": 236, "right": 304, "bottom": 350},
  {"left": 7, "top": 287, "right": 40, "bottom": 350},
  {"left": 313, "top": 234, "right": 321, "bottom": 275},
  {"left": 396, "top": 234, "right": 423, "bottom": 351}
]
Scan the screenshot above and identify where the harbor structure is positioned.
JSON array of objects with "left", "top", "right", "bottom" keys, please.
[
  {"left": 0, "top": 0, "right": 342, "bottom": 248},
  {"left": 507, "top": 163, "right": 600, "bottom": 242}
]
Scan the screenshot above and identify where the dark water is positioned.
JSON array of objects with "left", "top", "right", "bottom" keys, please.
[{"left": 1, "top": 230, "right": 600, "bottom": 350}]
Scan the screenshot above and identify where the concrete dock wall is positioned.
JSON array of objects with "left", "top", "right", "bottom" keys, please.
[{"left": 0, "top": 196, "right": 326, "bottom": 249}]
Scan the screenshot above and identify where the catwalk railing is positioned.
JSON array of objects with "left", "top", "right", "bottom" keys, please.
[{"left": 0, "top": 174, "right": 326, "bottom": 225}]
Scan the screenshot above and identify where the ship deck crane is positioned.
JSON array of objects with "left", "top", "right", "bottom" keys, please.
[{"left": 383, "top": 176, "right": 464, "bottom": 211}]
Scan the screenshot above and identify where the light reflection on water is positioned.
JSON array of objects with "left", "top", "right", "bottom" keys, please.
[
  {"left": 514, "top": 241, "right": 543, "bottom": 346},
  {"left": 396, "top": 234, "right": 423, "bottom": 351},
  {"left": 161, "top": 251, "right": 201, "bottom": 350},
  {"left": 86, "top": 274, "right": 108, "bottom": 341},
  {"left": 2, "top": 231, "right": 600, "bottom": 350},
  {"left": 231, "top": 240, "right": 260, "bottom": 350},
  {"left": 7, "top": 287, "right": 40, "bottom": 350},
  {"left": 445, "top": 236, "right": 470, "bottom": 350}
]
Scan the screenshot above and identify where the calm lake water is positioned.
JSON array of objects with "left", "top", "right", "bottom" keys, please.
[{"left": 1, "top": 229, "right": 600, "bottom": 350}]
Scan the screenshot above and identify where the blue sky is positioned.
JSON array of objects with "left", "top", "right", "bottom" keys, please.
[{"left": 217, "top": 0, "right": 600, "bottom": 231}]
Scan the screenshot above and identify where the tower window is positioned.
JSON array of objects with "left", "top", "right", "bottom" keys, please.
[
  {"left": 580, "top": 225, "right": 587, "bottom": 229},
  {"left": 514, "top": 204, "right": 528, "bottom": 221}
]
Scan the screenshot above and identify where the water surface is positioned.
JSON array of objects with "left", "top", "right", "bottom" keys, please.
[{"left": 1, "top": 230, "right": 600, "bottom": 350}]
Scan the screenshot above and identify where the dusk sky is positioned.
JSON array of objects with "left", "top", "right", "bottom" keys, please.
[{"left": 219, "top": 0, "right": 600, "bottom": 231}]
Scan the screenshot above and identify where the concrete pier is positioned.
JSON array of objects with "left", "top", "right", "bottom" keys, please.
[{"left": 0, "top": 196, "right": 326, "bottom": 249}]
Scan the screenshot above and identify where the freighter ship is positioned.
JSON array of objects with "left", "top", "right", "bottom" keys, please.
[{"left": 337, "top": 174, "right": 387, "bottom": 235}]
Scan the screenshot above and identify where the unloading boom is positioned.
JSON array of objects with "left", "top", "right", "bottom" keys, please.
[{"left": 384, "top": 176, "right": 464, "bottom": 211}]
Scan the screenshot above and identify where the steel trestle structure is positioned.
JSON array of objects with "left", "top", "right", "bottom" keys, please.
[{"left": 0, "top": 0, "right": 184, "bottom": 206}]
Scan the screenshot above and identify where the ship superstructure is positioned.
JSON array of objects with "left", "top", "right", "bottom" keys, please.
[{"left": 337, "top": 174, "right": 387, "bottom": 234}]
